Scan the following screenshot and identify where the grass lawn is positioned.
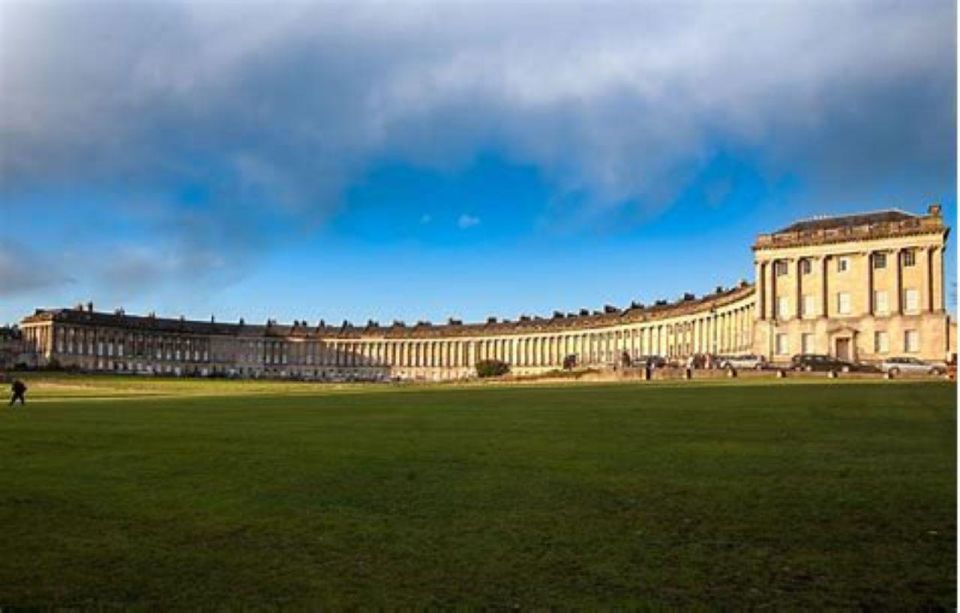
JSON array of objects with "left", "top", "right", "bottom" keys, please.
[{"left": 0, "top": 376, "right": 954, "bottom": 607}]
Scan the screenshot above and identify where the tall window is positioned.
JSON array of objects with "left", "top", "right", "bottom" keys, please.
[
  {"left": 777, "top": 296, "right": 790, "bottom": 319},
  {"left": 802, "top": 294, "right": 816, "bottom": 318},
  {"left": 837, "top": 292, "right": 851, "bottom": 315},
  {"left": 873, "top": 253, "right": 886, "bottom": 269},
  {"left": 904, "top": 288, "right": 919, "bottom": 313},
  {"left": 904, "top": 330, "right": 919, "bottom": 353},
  {"left": 874, "top": 331, "right": 889, "bottom": 353},
  {"left": 903, "top": 249, "right": 916, "bottom": 267},
  {"left": 775, "top": 333, "right": 789, "bottom": 355},
  {"left": 874, "top": 290, "right": 889, "bottom": 315},
  {"left": 837, "top": 256, "right": 850, "bottom": 273},
  {"left": 801, "top": 333, "right": 814, "bottom": 354}
]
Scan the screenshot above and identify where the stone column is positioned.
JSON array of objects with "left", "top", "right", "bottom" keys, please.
[
  {"left": 894, "top": 249, "right": 903, "bottom": 315},
  {"left": 866, "top": 251, "right": 874, "bottom": 316},
  {"left": 796, "top": 259, "right": 803, "bottom": 319},
  {"left": 756, "top": 260, "right": 766, "bottom": 320},
  {"left": 934, "top": 246, "right": 944, "bottom": 311},
  {"left": 926, "top": 247, "right": 935, "bottom": 312},
  {"left": 770, "top": 260, "right": 778, "bottom": 321},
  {"left": 821, "top": 256, "right": 829, "bottom": 317}
]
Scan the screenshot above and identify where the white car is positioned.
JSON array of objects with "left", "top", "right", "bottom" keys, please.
[
  {"left": 718, "top": 354, "right": 767, "bottom": 370},
  {"left": 881, "top": 357, "right": 946, "bottom": 376}
]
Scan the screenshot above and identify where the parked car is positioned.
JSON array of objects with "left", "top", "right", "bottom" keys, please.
[
  {"left": 790, "top": 354, "right": 858, "bottom": 372},
  {"left": 634, "top": 355, "right": 666, "bottom": 369},
  {"left": 718, "top": 354, "right": 767, "bottom": 370},
  {"left": 880, "top": 357, "right": 946, "bottom": 376}
]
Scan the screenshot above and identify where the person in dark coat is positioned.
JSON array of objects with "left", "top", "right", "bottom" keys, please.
[{"left": 9, "top": 379, "right": 27, "bottom": 406}]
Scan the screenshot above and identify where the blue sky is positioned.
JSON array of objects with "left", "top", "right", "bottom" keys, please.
[{"left": 0, "top": 1, "right": 956, "bottom": 325}]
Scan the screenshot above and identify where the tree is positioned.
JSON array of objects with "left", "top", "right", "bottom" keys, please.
[{"left": 475, "top": 359, "right": 510, "bottom": 378}]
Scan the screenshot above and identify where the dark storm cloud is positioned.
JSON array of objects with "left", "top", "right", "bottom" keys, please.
[{"left": 0, "top": 0, "right": 954, "bottom": 232}]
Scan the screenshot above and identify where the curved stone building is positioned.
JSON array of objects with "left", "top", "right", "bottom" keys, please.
[{"left": 17, "top": 205, "right": 954, "bottom": 380}]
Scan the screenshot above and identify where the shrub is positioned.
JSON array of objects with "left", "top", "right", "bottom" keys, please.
[{"left": 475, "top": 359, "right": 510, "bottom": 378}]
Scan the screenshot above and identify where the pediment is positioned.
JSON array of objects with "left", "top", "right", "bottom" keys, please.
[{"left": 827, "top": 323, "right": 860, "bottom": 335}]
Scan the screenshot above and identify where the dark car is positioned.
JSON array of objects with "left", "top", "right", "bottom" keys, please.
[{"left": 791, "top": 354, "right": 858, "bottom": 372}]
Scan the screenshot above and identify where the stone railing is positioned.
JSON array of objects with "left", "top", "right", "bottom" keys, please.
[{"left": 754, "top": 215, "right": 945, "bottom": 249}]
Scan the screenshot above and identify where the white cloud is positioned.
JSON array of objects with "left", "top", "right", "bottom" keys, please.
[
  {"left": 457, "top": 214, "right": 480, "bottom": 229},
  {"left": 0, "top": 0, "right": 953, "bottom": 227}
]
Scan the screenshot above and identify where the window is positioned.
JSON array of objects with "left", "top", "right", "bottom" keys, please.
[
  {"left": 904, "top": 288, "right": 919, "bottom": 313},
  {"left": 837, "top": 256, "right": 850, "bottom": 273},
  {"left": 904, "top": 330, "right": 919, "bottom": 353},
  {"left": 800, "top": 258, "right": 812, "bottom": 275},
  {"left": 874, "top": 331, "right": 889, "bottom": 353},
  {"left": 775, "top": 333, "right": 789, "bottom": 355},
  {"left": 874, "top": 290, "right": 889, "bottom": 315},
  {"left": 774, "top": 260, "right": 788, "bottom": 276},
  {"left": 801, "top": 333, "right": 814, "bottom": 354},
  {"left": 777, "top": 296, "right": 790, "bottom": 319},
  {"left": 873, "top": 253, "right": 886, "bottom": 269},
  {"left": 837, "top": 292, "right": 851, "bottom": 315},
  {"left": 802, "top": 294, "right": 816, "bottom": 318},
  {"left": 903, "top": 249, "right": 916, "bottom": 267}
]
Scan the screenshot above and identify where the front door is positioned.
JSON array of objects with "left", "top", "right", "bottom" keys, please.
[{"left": 835, "top": 337, "right": 851, "bottom": 361}]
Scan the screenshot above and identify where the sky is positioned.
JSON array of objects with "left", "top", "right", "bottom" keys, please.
[{"left": 0, "top": 0, "right": 956, "bottom": 326}]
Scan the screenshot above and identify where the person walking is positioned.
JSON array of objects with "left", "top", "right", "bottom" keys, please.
[{"left": 9, "top": 379, "right": 27, "bottom": 407}]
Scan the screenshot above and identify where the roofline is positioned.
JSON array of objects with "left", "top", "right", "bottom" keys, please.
[
  {"left": 19, "top": 283, "right": 757, "bottom": 337},
  {"left": 783, "top": 207, "right": 917, "bottom": 228}
]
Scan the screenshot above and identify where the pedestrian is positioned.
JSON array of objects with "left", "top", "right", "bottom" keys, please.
[{"left": 9, "top": 379, "right": 26, "bottom": 407}]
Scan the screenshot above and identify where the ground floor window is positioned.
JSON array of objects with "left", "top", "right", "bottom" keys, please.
[
  {"left": 904, "top": 330, "right": 919, "bottom": 353},
  {"left": 775, "top": 333, "right": 789, "bottom": 355},
  {"left": 874, "top": 331, "right": 889, "bottom": 353},
  {"left": 801, "top": 333, "right": 814, "bottom": 354}
]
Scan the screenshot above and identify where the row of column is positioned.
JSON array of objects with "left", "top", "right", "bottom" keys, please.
[
  {"left": 265, "top": 306, "right": 755, "bottom": 370},
  {"left": 756, "top": 246, "right": 945, "bottom": 321},
  {"left": 40, "top": 301, "right": 757, "bottom": 373}
]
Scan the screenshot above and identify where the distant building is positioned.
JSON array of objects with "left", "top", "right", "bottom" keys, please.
[
  {"left": 17, "top": 205, "right": 954, "bottom": 380},
  {"left": 0, "top": 326, "right": 28, "bottom": 370}
]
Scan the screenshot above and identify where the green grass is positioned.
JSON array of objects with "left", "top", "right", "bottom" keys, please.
[{"left": 0, "top": 376, "right": 954, "bottom": 607}]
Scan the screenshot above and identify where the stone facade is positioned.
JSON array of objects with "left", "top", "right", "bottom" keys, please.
[
  {"left": 753, "top": 205, "right": 951, "bottom": 364},
  {"left": 16, "top": 206, "right": 954, "bottom": 380}
]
